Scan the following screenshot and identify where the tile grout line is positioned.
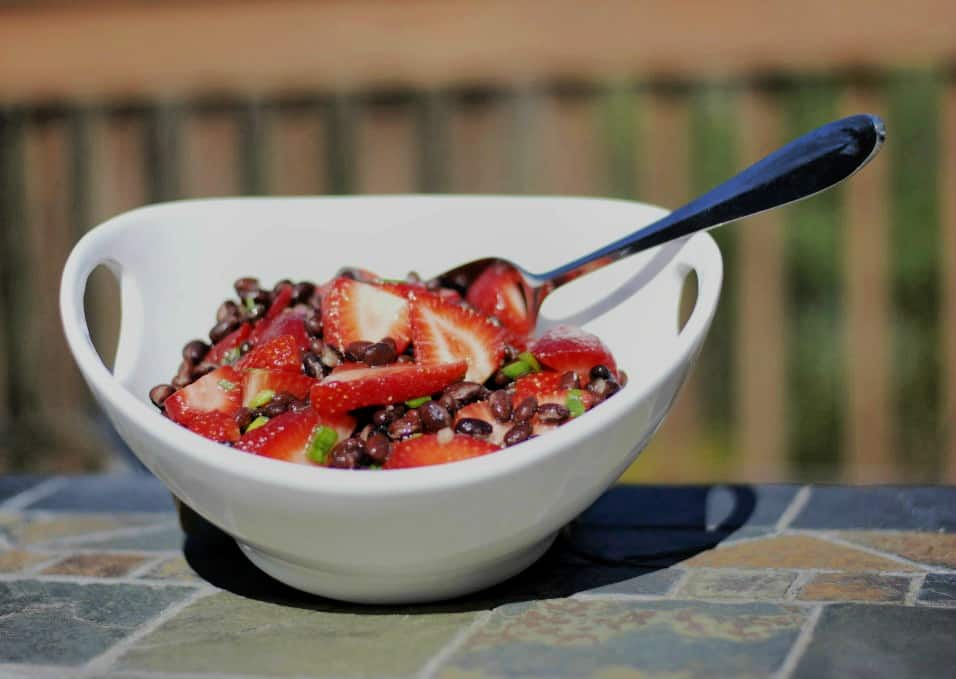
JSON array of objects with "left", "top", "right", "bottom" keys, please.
[
  {"left": 0, "top": 571, "right": 206, "bottom": 588},
  {"left": 79, "top": 585, "right": 216, "bottom": 678},
  {"left": 0, "top": 477, "right": 68, "bottom": 511},
  {"left": 772, "top": 604, "right": 824, "bottom": 679},
  {"left": 785, "top": 571, "right": 814, "bottom": 601},
  {"left": 809, "top": 531, "right": 949, "bottom": 573},
  {"left": 665, "top": 568, "right": 691, "bottom": 597},
  {"left": 125, "top": 553, "right": 176, "bottom": 579},
  {"left": 905, "top": 572, "right": 927, "bottom": 605},
  {"left": 774, "top": 486, "right": 812, "bottom": 531},
  {"left": 418, "top": 609, "right": 493, "bottom": 679},
  {"left": 32, "top": 519, "right": 180, "bottom": 549}
]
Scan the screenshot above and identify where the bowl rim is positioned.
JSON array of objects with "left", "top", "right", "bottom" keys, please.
[{"left": 61, "top": 195, "right": 723, "bottom": 496}]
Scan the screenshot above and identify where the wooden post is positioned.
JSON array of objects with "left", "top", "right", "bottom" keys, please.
[
  {"left": 181, "top": 105, "right": 242, "bottom": 197},
  {"left": 354, "top": 94, "right": 418, "bottom": 194},
  {"left": 265, "top": 101, "right": 328, "bottom": 196},
  {"left": 446, "top": 90, "right": 511, "bottom": 194},
  {"left": 944, "top": 77, "right": 956, "bottom": 483}
]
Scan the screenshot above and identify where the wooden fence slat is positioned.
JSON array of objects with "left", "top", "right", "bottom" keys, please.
[
  {"left": 530, "top": 88, "right": 605, "bottom": 196},
  {"left": 181, "top": 107, "right": 241, "bottom": 197},
  {"left": 0, "top": 110, "right": 23, "bottom": 470},
  {"left": 355, "top": 97, "right": 418, "bottom": 194},
  {"left": 944, "top": 79, "right": 956, "bottom": 484},
  {"left": 842, "top": 85, "right": 895, "bottom": 482},
  {"left": 447, "top": 92, "right": 510, "bottom": 194},
  {"left": 267, "top": 103, "right": 328, "bottom": 196},
  {"left": 736, "top": 89, "right": 787, "bottom": 482}
]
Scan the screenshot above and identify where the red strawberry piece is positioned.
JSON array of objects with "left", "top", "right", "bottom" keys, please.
[
  {"left": 514, "top": 371, "right": 597, "bottom": 410},
  {"left": 384, "top": 433, "right": 501, "bottom": 469},
  {"left": 465, "top": 262, "right": 534, "bottom": 337},
  {"left": 454, "top": 399, "right": 513, "bottom": 446},
  {"left": 205, "top": 323, "right": 251, "bottom": 365},
  {"left": 251, "top": 309, "right": 311, "bottom": 354},
  {"left": 164, "top": 366, "right": 243, "bottom": 442},
  {"left": 322, "top": 277, "right": 411, "bottom": 354},
  {"left": 236, "top": 408, "right": 355, "bottom": 465},
  {"left": 310, "top": 361, "right": 467, "bottom": 415},
  {"left": 529, "top": 324, "right": 618, "bottom": 379},
  {"left": 242, "top": 369, "right": 317, "bottom": 407},
  {"left": 409, "top": 294, "right": 507, "bottom": 384},
  {"left": 235, "top": 334, "right": 301, "bottom": 372}
]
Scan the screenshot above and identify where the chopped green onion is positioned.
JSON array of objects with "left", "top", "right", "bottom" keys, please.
[
  {"left": 306, "top": 425, "right": 339, "bottom": 464},
  {"left": 243, "top": 296, "right": 257, "bottom": 312},
  {"left": 566, "top": 389, "right": 586, "bottom": 418},
  {"left": 217, "top": 379, "right": 237, "bottom": 391},
  {"left": 246, "top": 415, "right": 269, "bottom": 432},
  {"left": 517, "top": 352, "right": 541, "bottom": 372},
  {"left": 501, "top": 360, "right": 533, "bottom": 379},
  {"left": 367, "top": 464, "right": 382, "bottom": 470},
  {"left": 380, "top": 278, "right": 405, "bottom": 284},
  {"left": 249, "top": 389, "right": 275, "bottom": 409},
  {"left": 405, "top": 395, "right": 432, "bottom": 408},
  {"left": 222, "top": 347, "right": 241, "bottom": 365}
]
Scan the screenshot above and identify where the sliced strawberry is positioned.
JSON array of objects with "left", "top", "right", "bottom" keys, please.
[
  {"left": 455, "top": 399, "right": 513, "bottom": 446},
  {"left": 252, "top": 309, "right": 311, "bottom": 354},
  {"left": 205, "top": 323, "right": 251, "bottom": 365},
  {"left": 514, "top": 371, "right": 597, "bottom": 409},
  {"left": 241, "top": 369, "right": 317, "bottom": 407},
  {"left": 409, "top": 294, "right": 506, "bottom": 383},
  {"left": 164, "top": 366, "right": 243, "bottom": 442},
  {"left": 236, "top": 408, "right": 355, "bottom": 465},
  {"left": 322, "top": 277, "right": 411, "bottom": 354},
  {"left": 235, "top": 334, "right": 301, "bottom": 372},
  {"left": 529, "top": 324, "right": 618, "bottom": 379},
  {"left": 310, "top": 361, "right": 467, "bottom": 415},
  {"left": 465, "top": 263, "right": 534, "bottom": 337},
  {"left": 384, "top": 433, "right": 501, "bottom": 469}
]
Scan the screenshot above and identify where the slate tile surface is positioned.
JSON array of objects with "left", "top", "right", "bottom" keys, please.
[
  {"left": 438, "top": 599, "right": 807, "bottom": 679},
  {"left": 678, "top": 570, "right": 796, "bottom": 600},
  {"left": 793, "top": 604, "right": 956, "bottom": 679},
  {"left": 791, "top": 486, "right": 956, "bottom": 531},
  {"left": 40, "top": 553, "right": 147, "bottom": 578},
  {"left": 0, "top": 549, "right": 53, "bottom": 573},
  {"left": 797, "top": 573, "right": 911, "bottom": 602},
  {"left": 0, "top": 476, "right": 44, "bottom": 505},
  {"left": 4, "top": 515, "right": 160, "bottom": 547},
  {"left": 25, "top": 475, "right": 175, "bottom": 513},
  {"left": 837, "top": 531, "right": 956, "bottom": 568},
  {"left": 65, "top": 524, "right": 184, "bottom": 552},
  {"left": 918, "top": 574, "right": 956, "bottom": 606},
  {"left": 0, "top": 580, "right": 194, "bottom": 665},
  {"left": 118, "top": 591, "right": 478, "bottom": 677},
  {"left": 139, "top": 556, "right": 201, "bottom": 582}
]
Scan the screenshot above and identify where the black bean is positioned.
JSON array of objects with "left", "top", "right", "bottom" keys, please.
[
  {"left": 345, "top": 341, "right": 373, "bottom": 362},
  {"left": 363, "top": 341, "right": 397, "bottom": 366},
  {"left": 559, "top": 371, "right": 581, "bottom": 390},
  {"left": 387, "top": 415, "right": 421, "bottom": 440},
  {"left": 234, "top": 277, "right": 260, "bottom": 297},
  {"left": 289, "top": 400, "right": 310, "bottom": 414},
  {"left": 503, "top": 421, "right": 533, "bottom": 446},
  {"left": 149, "top": 384, "right": 175, "bottom": 408},
  {"left": 492, "top": 370, "right": 513, "bottom": 388},
  {"left": 234, "top": 407, "right": 254, "bottom": 430},
  {"left": 191, "top": 362, "right": 216, "bottom": 380},
  {"left": 272, "top": 392, "right": 296, "bottom": 407},
  {"left": 380, "top": 337, "right": 398, "bottom": 354},
  {"left": 247, "top": 303, "right": 268, "bottom": 321},
  {"left": 372, "top": 404, "right": 406, "bottom": 429},
  {"left": 182, "top": 339, "right": 210, "bottom": 364},
  {"left": 443, "top": 381, "right": 487, "bottom": 408},
  {"left": 365, "top": 433, "right": 391, "bottom": 463},
  {"left": 513, "top": 396, "right": 538, "bottom": 423},
  {"left": 420, "top": 401, "right": 452, "bottom": 432},
  {"left": 489, "top": 390, "right": 513, "bottom": 423},
  {"left": 320, "top": 344, "right": 342, "bottom": 368},
  {"left": 291, "top": 281, "right": 315, "bottom": 305},
  {"left": 305, "top": 312, "right": 323, "bottom": 337},
  {"left": 209, "top": 319, "right": 239, "bottom": 344},
  {"left": 503, "top": 344, "right": 520, "bottom": 362},
  {"left": 396, "top": 355, "right": 414, "bottom": 364},
  {"left": 405, "top": 409, "right": 422, "bottom": 426},
  {"left": 216, "top": 300, "right": 240, "bottom": 323},
  {"left": 590, "top": 364, "right": 612, "bottom": 381},
  {"left": 537, "top": 402, "right": 570, "bottom": 423},
  {"left": 328, "top": 438, "right": 366, "bottom": 469},
  {"left": 406, "top": 271, "right": 422, "bottom": 283},
  {"left": 437, "top": 392, "right": 458, "bottom": 415},
  {"left": 588, "top": 377, "right": 620, "bottom": 401},
  {"left": 455, "top": 418, "right": 493, "bottom": 438},
  {"left": 251, "top": 288, "right": 272, "bottom": 306},
  {"left": 262, "top": 400, "right": 289, "bottom": 418},
  {"left": 619, "top": 370, "right": 629, "bottom": 387},
  {"left": 171, "top": 361, "right": 194, "bottom": 389},
  {"left": 302, "top": 352, "right": 324, "bottom": 378}
]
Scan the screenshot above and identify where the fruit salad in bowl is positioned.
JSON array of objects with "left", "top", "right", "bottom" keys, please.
[
  {"left": 151, "top": 269, "right": 626, "bottom": 471},
  {"left": 61, "top": 196, "right": 721, "bottom": 602}
]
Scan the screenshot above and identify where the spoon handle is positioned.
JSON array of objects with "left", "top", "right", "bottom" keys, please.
[{"left": 537, "top": 113, "right": 886, "bottom": 288}]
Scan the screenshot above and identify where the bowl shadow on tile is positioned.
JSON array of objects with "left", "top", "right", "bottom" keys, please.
[{"left": 180, "top": 485, "right": 756, "bottom": 614}]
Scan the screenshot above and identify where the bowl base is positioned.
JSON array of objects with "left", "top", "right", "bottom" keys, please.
[{"left": 238, "top": 534, "right": 557, "bottom": 604}]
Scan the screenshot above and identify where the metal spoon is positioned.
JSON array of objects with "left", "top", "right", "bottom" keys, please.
[{"left": 432, "top": 114, "right": 886, "bottom": 326}]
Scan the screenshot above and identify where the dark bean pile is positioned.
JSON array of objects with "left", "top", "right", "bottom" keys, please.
[{"left": 150, "top": 274, "right": 626, "bottom": 469}]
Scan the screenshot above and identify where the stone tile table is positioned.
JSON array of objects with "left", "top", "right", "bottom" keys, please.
[{"left": 0, "top": 475, "right": 953, "bottom": 678}]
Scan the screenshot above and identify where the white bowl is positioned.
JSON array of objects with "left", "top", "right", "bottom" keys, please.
[{"left": 60, "top": 196, "right": 722, "bottom": 604}]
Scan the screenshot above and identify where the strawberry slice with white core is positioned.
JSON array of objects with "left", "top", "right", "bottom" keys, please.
[
  {"left": 409, "top": 294, "right": 506, "bottom": 384},
  {"left": 241, "top": 369, "right": 317, "bottom": 407},
  {"left": 236, "top": 408, "right": 355, "bottom": 465},
  {"left": 465, "top": 263, "right": 534, "bottom": 337},
  {"left": 322, "top": 277, "right": 411, "bottom": 354},
  {"left": 235, "top": 334, "right": 301, "bottom": 372},
  {"left": 529, "top": 324, "right": 618, "bottom": 379},
  {"left": 514, "top": 372, "right": 597, "bottom": 409},
  {"left": 164, "top": 366, "right": 243, "bottom": 442},
  {"left": 249, "top": 308, "right": 311, "bottom": 354},
  {"left": 384, "top": 432, "right": 501, "bottom": 469},
  {"left": 310, "top": 361, "right": 467, "bottom": 415},
  {"left": 455, "top": 400, "right": 513, "bottom": 446}
]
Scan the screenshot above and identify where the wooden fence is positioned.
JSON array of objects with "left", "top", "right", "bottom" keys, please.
[{"left": 0, "top": 1, "right": 954, "bottom": 483}]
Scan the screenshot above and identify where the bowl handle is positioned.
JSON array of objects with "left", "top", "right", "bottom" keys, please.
[
  {"left": 59, "top": 226, "right": 145, "bottom": 387},
  {"left": 671, "top": 233, "right": 724, "bottom": 357}
]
